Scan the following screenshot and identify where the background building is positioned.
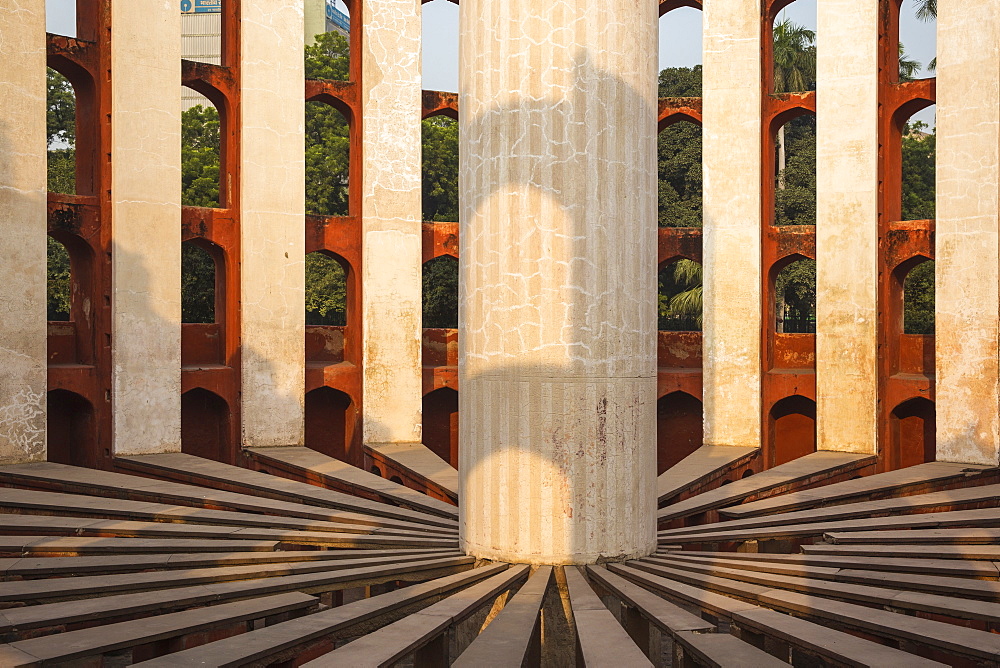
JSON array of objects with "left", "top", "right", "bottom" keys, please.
[{"left": 182, "top": 0, "right": 348, "bottom": 109}]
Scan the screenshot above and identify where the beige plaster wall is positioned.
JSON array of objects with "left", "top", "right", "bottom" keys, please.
[
  {"left": 240, "top": 0, "right": 306, "bottom": 447},
  {"left": 458, "top": 0, "right": 658, "bottom": 564},
  {"left": 304, "top": 0, "right": 325, "bottom": 45},
  {"left": 0, "top": 0, "right": 47, "bottom": 463},
  {"left": 935, "top": 0, "right": 1000, "bottom": 465},
  {"left": 815, "top": 0, "right": 879, "bottom": 455},
  {"left": 360, "top": 0, "right": 423, "bottom": 447},
  {"left": 701, "top": 0, "right": 763, "bottom": 449},
  {"left": 110, "top": 0, "right": 182, "bottom": 455}
]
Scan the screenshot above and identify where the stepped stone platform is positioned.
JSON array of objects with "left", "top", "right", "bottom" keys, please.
[{"left": 0, "top": 453, "right": 992, "bottom": 665}]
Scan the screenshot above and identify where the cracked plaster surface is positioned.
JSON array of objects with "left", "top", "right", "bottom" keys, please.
[
  {"left": 457, "top": 0, "right": 658, "bottom": 563},
  {"left": 701, "top": 0, "right": 764, "bottom": 450},
  {"left": 0, "top": 0, "right": 47, "bottom": 462},
  {"left": 815, "top": 0, "right": 881, "bottom": 455},
  {"left": 110, "top": 0, "right": 183, "bottom": 454},
  {"left": 361, "top": 0, "right": 424, "bottom": 445},
  {"left": 934, "top": 0, "right": 1000, "bottom": 465},
  {"left": 240, "top": 0, "right": 306, "bottom": 447}
]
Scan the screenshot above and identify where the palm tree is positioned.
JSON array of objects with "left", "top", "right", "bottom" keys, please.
[
  {"left": 914, "top": 0, "right": 937, "bottom": 71},
  {"left": 898, "top": 43, "right": 922, "bottom": 81},
  {"left": 772, "top": 19, "right": 816, "bottom": 187},
  {"left": 661, "top": 260, "right": 703, "bottom": 331}
]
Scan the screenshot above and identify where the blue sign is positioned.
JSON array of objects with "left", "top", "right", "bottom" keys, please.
[
  {"left": 325, "top": 1, "right": 350, "bottom": 32},
  {"left": 181, "top": 0, "right": 221, "bottom": 13}
]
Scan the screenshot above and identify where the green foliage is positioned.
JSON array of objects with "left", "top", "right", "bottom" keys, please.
[
  {"left": 305, "top": 32, "right": 351, "bottom": 217},
  {"left": 775, "top": 115, "right": 817, "bottom": 226},
  {"left": 658, "top": 121, "right": 703, "bottom": 228},
  {"left": 47, "top": 68, "right": 76, "bottom": 147},
  {"left": 422, "top": 117, "right": 459, "bottom": 222},
  {"left": 775, "top": 259, "right": 816, "bottom": 333},
  {"left": 305, "top": 253, "right": 347, "bottom": 326},
  {"left": 181, "top": 105, "right": 221, "bottom": 208},
  {"left": 181, "top": 244, "right": 216, "bottom": 323},
  {"left": 658, "top": 260, "right": 702, "bottom": 331},
  {"left": 423, "top": 256, "right": 458, "bottom": 329},
  {"left": 898, "top": 43, "right": 922, "bottom": 82},
  {"left": 902, "top": 122, "right": 936, "bottom": 221},
  {"left": 47, "top": 238, "right": 71, "bottom": 321},
  {"left": 658, "top": 66, "right": 702, "bottom": 98},
  {"left": 47, "top": 68, "right": 77, "bottom": 195},
  {"left": 772, "top": 20, "right": 816, "bottom": 93},
  {"left": 304, "top": 31, "right": 350, "bottom": 81},
  {"left": 306, "top": 101, "right": 350, "bottom": 216},
  {"left": 47, "top": 149, "right": 75, "bottom": 195},
  {"left": 657, "top": 67, "right": 703, "bottom": 228},
  {"left": 904, "top": 260, "right": 935, "bottom": 334}
]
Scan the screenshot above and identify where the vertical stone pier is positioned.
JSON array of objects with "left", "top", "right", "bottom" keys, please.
[
  {"left": 935, "top": 0, "right": 1000, "bottom": 465},
  {"left": 458, "top": 1, "right": 658, "bottom": 564},
  {"left": 815, "top": 0, "right": 879, "bottom": 455},
  {"left": 0, "top": 0, "right": 47, "bottom": 463}
]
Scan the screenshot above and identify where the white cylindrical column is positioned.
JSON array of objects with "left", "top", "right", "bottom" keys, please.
[{"left": 458, "top": 1, "right": 658, "bottom": 564}]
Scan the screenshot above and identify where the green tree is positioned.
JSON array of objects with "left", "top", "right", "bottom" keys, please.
[
  {"left": 305, "top": 253, "right": 347, "bottom": 325},
  {"left": 47, "top": 238, "right": 71, "bottom": 321},
  {"left": 181, "top": 104, "right": 221, "bottom": 208},
  {"left": 914, "top": 0, "right": 937, "bottom": 71},
  {"left": 772, "top": 20, "right": 816, "bottom": 196},
  {"left": 898, "top": 43, "right": 922, "bottom": 82},
  {"left": 47, "top": 68, "right": 76, "bottom": 195},
  {"left": 901, "top": 121, "right": 936, "bottom": 220},
  {"left": 422, "top": 116, "right": 459, "bottom": 222},
  {"left": 658, "top": 260, "right": 703, "bottom": 331},
  {"left": 181, "top": 244, "right": 216, "bottom": 323},
  {"left": 305, "top": 31, "right": 351, "bottom": 217},
  {"left": 904, "top": 260, "right": 935, "bottom": 334},
  {"left": 775, "top": 259, "right": 817, "bottom": 333},
  {"left": 303, "top": 32, "right": 352, "bottom": 322},
  {"left": 774, "top": 115, "right": 816, "bottom": 225},
  {"left": 772, "top": 20, "right": 816, "bottom": 94},
  {"left": 423, "top": 256, "right": 459, "bottom": 329},
  {"left": 657, "top": 66, "right": 703, "bottom": 228}
]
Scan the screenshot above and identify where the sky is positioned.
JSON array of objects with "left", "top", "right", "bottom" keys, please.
[{"left": 46, "top": 0, "right": 937, "bottom": 127}]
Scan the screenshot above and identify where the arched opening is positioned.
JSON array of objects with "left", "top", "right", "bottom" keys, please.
[
  {"left": 658, "top": 120, "right": 703, "bottom": 228},
  {"left": 421, "top": 0, "right": 458, "bottom": 92},
  {"left": 773, "top": 257, "right": 816, "bottom": 333},
  {"left": 390, "top": 475, "right": 404, "bottom": 485},
  {"left": 47, "top": 67, "right": 77, "bottom": 195},
  {"left": 769, "top": 395, "right": 816, "bottom": 467},
  {"left": 423, "top": 388, "right": 458, "bottom": 468},
  {"left": 305, "top": 386, "right": 352, "bottom": 463},
  {"left": 889, "top": 397, "right": 935, "bottom": 469},
  {"left": 422, "top": 116, "right": 458, "bottom": 222},
  {"left": 901, "top": 106, "right": 936, "bottom": 221},
  {"left": 903, "top": 259, "right": 934, "bottom": 335},
  {"left": 657, "top": 392, "right": 703, "bottom": 475},
  {"left": 773, "top": 115, "right": 816, "bottom": 226},
  {"left": 47, "top": 238, "right": 71, "bottom": 322},
  {"left": 305, "top": 102, "right": 350, "bottom": 217},
  {"left": 182, "top": 241, "right": 217, "bottom": 324},
  {"left": 659, "top": 6, "right": 702, "bottom": 70},
  {"left": 423, "top": 255, "right": 458, "bottom": 329},
  {"left": 306, "top": 252, "right": 348, "bottom": 326},
  {"left": 181, "top": 94, "right": 222, "bottom": 207},
  {"left": 899, "top": 0, "right": 937, "bottom": 83},
  {"left": 371, "top": 465, "right": 383, "bottom": 477},
  {"left": 47, "top": 389, "right": 95, "bottom": 468},
  {"left": 181, "top": 388, "right": 231, "bottom": 463},
  {"left": 46, "top": 0, "right": 77, "bottom": 37},
  {"left": 658, "top": 260, "right": 702, "bottom": 332}
]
